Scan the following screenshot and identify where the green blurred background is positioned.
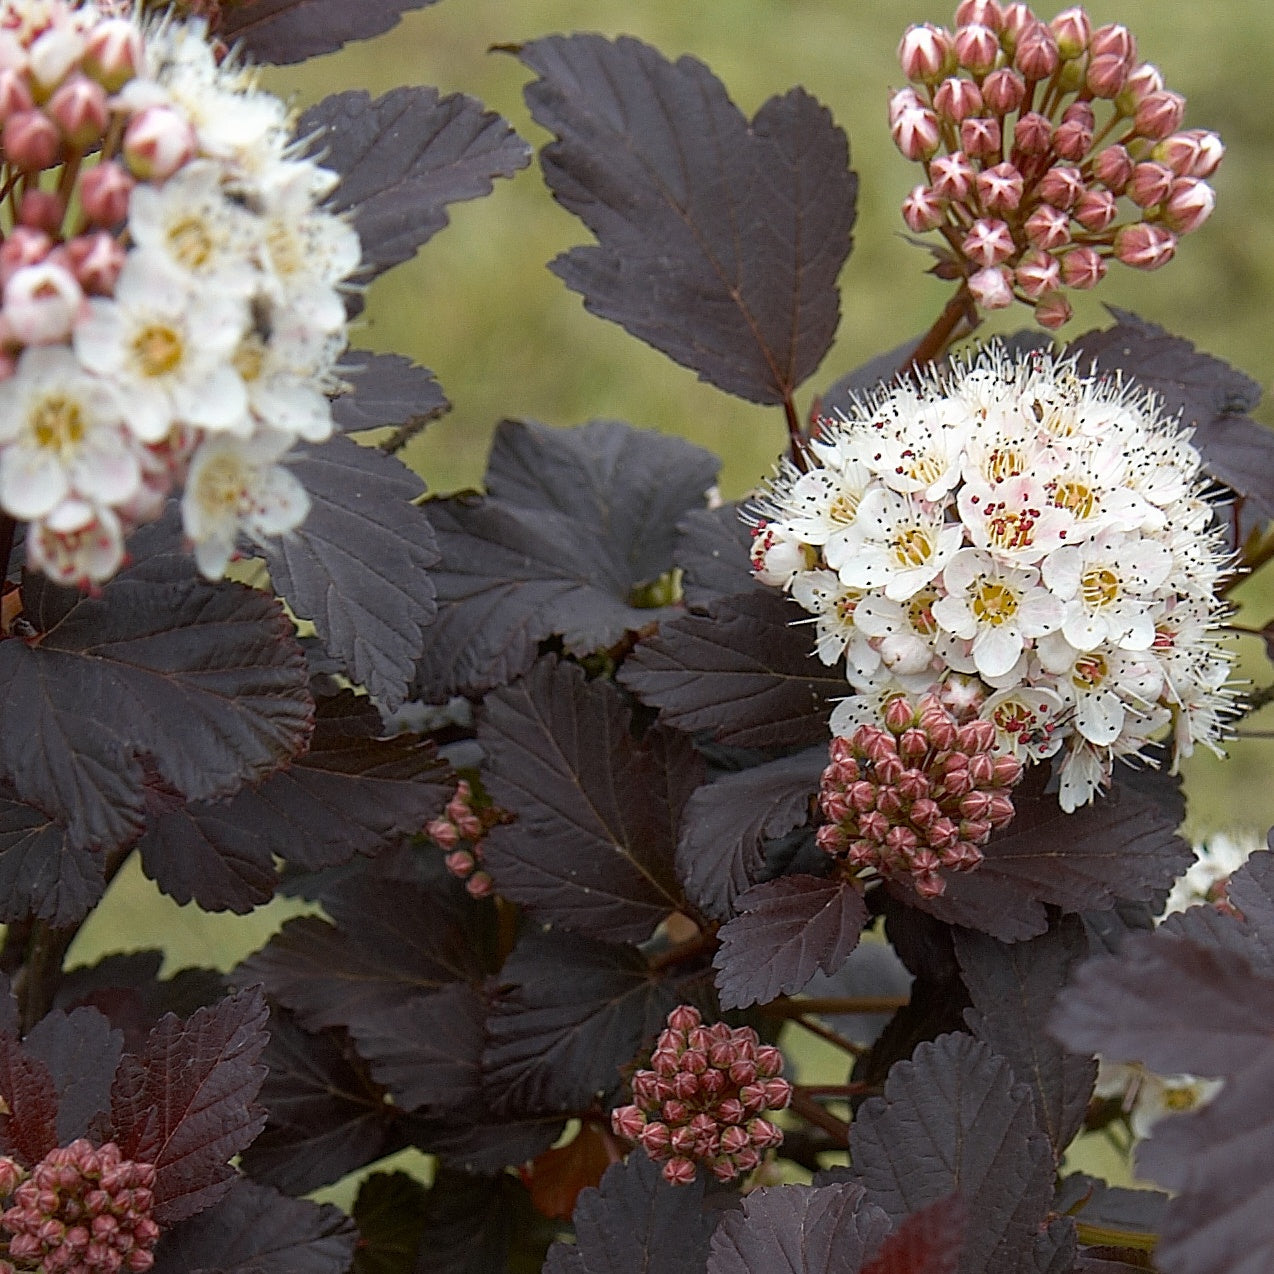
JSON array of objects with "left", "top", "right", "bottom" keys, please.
[{"left": 64, "top": 0, "right": 1274, "bottom": 1195}]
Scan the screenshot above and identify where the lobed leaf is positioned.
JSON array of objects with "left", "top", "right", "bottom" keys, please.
[
  {"left": 351, "top": 1172, "right": 429, "bottom": 1274},
  {"left": 219, "top": 0, "right": 439, "bottom": 64},
  {"left": 519, "top": 35, "right": 856, "bottom": 404},
  {"left": 862, "top": 1195, "right": 965, "bottom": 1274},
  {"left": 22, "top": 1007, "right": 123, "bottom": 1147},
  {"left": 0, "top": 787, "right": 106, "bottom": 926},
  {"left": 331, "top": 353, "right": 449, "bottom": 436},
  {"left": 0, "top": 1030, "right": 60, "bottom": 1166},
  {"left": 674, "top": 503, "right": 754, "bottom": 608}
]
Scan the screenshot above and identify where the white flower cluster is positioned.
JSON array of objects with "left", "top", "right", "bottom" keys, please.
[
  {"left": 749, "top": 347, "right": 1236, "bottom": 811},
  {"left": 1159, "top": 829, "right": 1259, "bottom": 918},
  {"left": 0, "top": 0, "right": 360, "bottom": 585}
]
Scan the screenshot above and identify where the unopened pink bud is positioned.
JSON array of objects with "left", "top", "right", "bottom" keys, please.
[
  {"left": 667, "top": 1004, "right": 701, "bottom": 1032},
  {"left": 1050, "top": 7, "right": 1092, "bottom": 59},
  {"left": 123, "top": 105, "right": 197, "bottom": 181},
  {"left": 960, "top": 115, "right": 1001, "bottom": 159},
  {"left": 1187, "top": 130, "right": 1224, "bottom": 178},
  {"left": 754, "top": 1045, "right": 783, "bottom": 1078},
  {"left": 639, "top": 1121, "right": 671, "bottom": 1154},
  {"left": 815, "top": 823, "right": 848, "bottom": 855},
  {"left": 719, "top": 1125, "right": 750, "bottom": 1156},
  {"left": 671, "top": 1072, "right": 699, "bottom": 1101},
  {"left": 899, "top": 24, "right": 955, "bottom": 83},
  {"left": 453, "top": 808, "right": 483, "bottom": 839},
  {"left": 1034, "top": 292, "right": 1073, "bottom": 329},
  {"left": 660, "top": 1157, "right": 696, "bottom": 1185},
  {"left": 999, "top": 3, "right": 1035, "bottom": 46},
  {"left": 895, "top": 770, "right": 928, "bottom": 802},
  {"left": 967, "top": 754, "right": 996, "bottom": 785},
  {"left": 959, "top": 790, "right": 995, "bottom": 820},
  {"left": 891, "top": 104, "right": 941, "bottom": 161},
  {"left": 1037, "top": 164, "right": 1085, "bottom": 209},
  {"left": 976, "top": 161, "right": 1024, "bottom": 213},
  {"left": 933, "top": 75, "right": 983, "bottom": 122},
  {"left": 954, "top": 23, "right": 1000, "bottom": 75},
  {"left": 1154, "top": 131, "right": 1205, "bottom": 177},
  {"left": 426, "top": 817, "right": 459, "bottom": 848},
  {"left": 986, "top": 792, "right": 1016, "bottom": 826},
  {"left": 930, "top": 151, "right": 976, "bottom": 201},
  {"left": 888, "top": 87, "right": 925, "bottom": 126},
  {"left": 1014, "top": 249, "right": 1060, "bottom": 299},
  {"left": 652, "top": 1048, "right": 680, "bottom": 1077},
  {"left": 1085, "top": 52, "right": 1128, "bottom": 99},
  {"left": 17, "top": 189, "right": 63, "bottom": 233},
  {"left": 83, "top": 18, "right": 143, "bottom": 93},
  {"left": 4, "top": 262, "right": 83, "bottom": 344},
  {"left": 47, "top": 74, "right": 108, "bottom": 149},
  {"left": 927, "top": 816, "right": 959, "bottom": 849},
  {"left": 612, "top": 1105, "right": 646, "bottom": 1139},
  {"left": 898, "top": 726, "right": 929, "bottom": 758},
  {"left": 748, "top": 1117, "right": 784, "bottom": 1149},
  {"left": 858, "top": 810, "right": 889, "bottom": 841},
  {"left": 958, "top": 719, "right": 997, "bottom": 753},
  {"left": 968, "top": 264, "right": 1014, "bottom": 310},
  {"left": 981, "top": 67, "right": 1025, "bottom": 114},
  {"left": 846, "top": 780, "right": 877, "bottom": 812},
  {"left": 1014, "top": 23, "right": 1059, "bottom": 81},
  {"left": 1135, "top": 89, "right": 1186, "bottom": 141},
  {"left": 1091, "top": 23, "right": 1137, "bottom": 69},
  {"left": 1117, "top": 62, "right": 1163, "bottom": 110},
  {"left": 910, "top": 796, "right": 941, "bottom": 828},
  {"left": 1013, "top": 110, "right": 1052, "bottom": 155},
  {"left": 1059, "top": 245, "right": 1106, "bottom": 288},
  {"left": 465, "top": 871, "right": 494, "bottom": 898},
  {"left": 0, "top": 67, "right": 32, "bottom": 121},
  {"left": 444, "top": 849, "right": 475, "bottom": 878},
  {"left": 1128, "top": 161, "right": 1174, "bottom": 208},
  {"left": 884, "top": 694, "right": 916, "bottom": 734},
  {"left": 1053, "top": 113, "right": 1093, "bottom": 162},
  {"left": 3, "top": 108, "right": 61, "bottom": 171},
  {"left": 1074, "top": 187, "right": 1119, "bottom": 231},
  {"left": 963, "top": 217, "right": 1015, "bottom": 267},
  {"left": 1163, "top": 177, "right": 1215, "bottom": 233},
  {"left": 955, "top": 0, "right": 1004, "bottom": 30},
  {"left": 902, "top": 184, "right": 945, "bottom": 232},
  {"left": 1094, "top": 143, "right": 1134, "bottom": 192}
]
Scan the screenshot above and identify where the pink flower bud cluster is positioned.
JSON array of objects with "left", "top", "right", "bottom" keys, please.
[
  {"left": 894, "top": 1, "right": 1222, "bottom": 327},
  {"left": 816, "top": 692, "right": 1021, "bottom": 898},
  {"left": 425, "top": 779, "right": 501, "bottom": 898},
  {"left": 609, "top": 1005, "right": 791, "bottom": 1185},
  {"left": 0, "top": 1141, "right": 158, "bottom": 1272}
]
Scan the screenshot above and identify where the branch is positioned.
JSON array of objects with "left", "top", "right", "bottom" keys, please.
[
  {"left": 763, "top": 995, "right": 910, "bottom": 1018},
  {"left": 899, "top": 283, "right": 977, "bottom": 376},
  {"left": 787, "top": 1088, "right": 850, "bottom": 1144}
]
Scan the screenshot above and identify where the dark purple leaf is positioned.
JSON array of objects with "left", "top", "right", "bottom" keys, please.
[
  {"left": 22, "top": 1007, "right": 122, "bottom": 1146},
  {"left": 353, "top": 1172, "right": 428, "bottom": 1274},
  {"left": 545, "top": 1150, "right": 717, "bottom": 1274},
  {"left": 111, "top": 987, "right": 270, "bottom": 1226},
  {"left": 849, "top": 1033, "right": 1054, "bottom": 1274},
  {"left": 0, "top": 542, "right": 313, "bottom": 854},
  {"left": 903, "top": 767, "right": 1191, "bottom": 941},
  {"left": 1057, "top": 1173, "right": 1166, "bottom": 1255},
  {"left": 1067, "top": 309, "right": 1273, "bottom": 517},
  {"left": 298, "top": 87, "right": 529, "bottom": 277},
  {"left": 1050, "top": 931, "right": 1274, "bottom": 1274},
  {"left": 413, "top": 1109, "right": 566, "bottom": 1178},
  {"left": 862, "top": 1195, "right": 965, "bottom": 1274},
  {"left": 817, "top": 338, "right": 926, "bottom": 421},
  {"left": 415, "top": 420, "right": 714, "bottom": 700},
  {"left": 677, "top": 748, "right": 824, "bottom": 921},
  {"left": 714, "top": 875, "right": 868, "bottom": 1010},
  {"left": 0, "top": 1032, "right": 59, "bottom": 1166},
  {"left": 483, "top": 929, "right": 681, "bottom": 1116},
  {"left": 478, "top": 659, "right": 696, "bottom": 943},
  {"left": 239, "top": 1009, "right": 396, "bottom": 1196},
  {"left": 219, "top": 0, "right": 438, "bottom": 63},
  {"left": 851, "top": 976, "right": 971, "bottom": 1098},
  {"left": 619, "top": 588, "right": 844, "bottom": 750},
  {"left": 262, "top": 436, "right": 438, "bottom": 711},
  {"left": 954, "top": 918, "right": 1097, "bottom": 1156},
  {"left": 674, "top": 504, "right": 753, "bottom": 608},
  {"left": 707, "top": 1182, "right": 889, "bottom": 1274},
  {"left": 151, "top": 1176, "right": 356, "bottom": 1274},
  {"left": 520, "top": 35, "right": 856, "bottom": 404},
  {"left": 0, "top": 787, "right": 105, "bottom": 926},
  {"left": 331, "top": 353, "right": 448, "bottom": 435}
]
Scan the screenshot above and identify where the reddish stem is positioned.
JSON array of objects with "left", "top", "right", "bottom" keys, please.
[{"left": 899, "top": 284, "right": 978, "bottom": 377}]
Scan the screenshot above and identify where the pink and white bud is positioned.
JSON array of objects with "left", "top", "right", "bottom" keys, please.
[
  {"left": 1093, "top": 143, "right": 1134, "bottom": 192},
  {"left": 1013, "top": 110, "right": 1052, "bottom": 155},
  {"left": 955, "top": 0, "right": 1004, "bottom": 31},
  {"left": 28, "top": 24, "right": 86, "bottom": 95},
  {"left": 902, "top": 184, "right": 945, "bottom": 232},
  {"left": 1074, "top": 187, "right": 1119, "bottom": 231},
  {"left": 930, "top": 151, "right": 976, "bottom": 201},
  {"left": 1090, "top": 23, "right": 1137, "bottom": 69},
  {"left": 1059, "top": 245, "right": 1106, "bottom": 288},
  {"left": 1118, "top": 61, "right": 1164, "bottom": 109},
  {"left": 444, "top": 849, "right": 475, "bottom": 878},
  {"left": 79, "top": 161, "right": 135, "bottom": 228},
  {"left": 3, "top": 261, "right": 84, "bottom": 344},
  {"left": 3, "top": 109, "right": 61, "bottom": 171},
  {"left": 1036, "top": 164, "right": 1085, "bottom": 209},
  {"left": 611, "top": 1105, "right": 646, "bottom": 1140},
  {"left": 890, "top": 104, "right": 942, "bottom": 161},
  {"left": 83, "top": 18, "right": 143, "bottom": 93},
  {"left": 749, "top": 524, "right": 807, "bottom": 587},
  {"left": 933, "top": 75, "right": 983, "bottom": 122},
  {"left": 954, "top": 23, "right": 1000, "bottom": 76},
  {"left": 17, "top": 189, "right": 63, "bottom": 233},
  {"left": 46, "top": 74, "right": 108, "bottom": 149},
  {"left": 0, "top": 67, "right": 33, "bottom": 121},
  {"left": 1050, "top": 7, "right": 1092, "bottom": 59},
  {"left": 968, "top": 264, "right": 1014, "bottom": 310},
  {"left": 1134, "top": 89, "right": 1186, "bottom": 141},
  {"left": 122, "top": 105, "right": 197, "bottom": 181},
  {"left": 1163, "top": 177, "right": 1215, "bottom": 233},
  {"left": 1014, "top": 23, "right": 1059, "bottom": 81},
  {"left": 1014, "top": 249, "right": 1060, "bottom": 299},
  {"left": 662, "top": 1156, "right": 697, "bottom": 1186},
  {"left": 1154, "top": 131, "right": 1204, "bottom": 177},
  {"left": 975, "top": 161, "right": 1024, "bottom": 213},
  {"left": 1053, "top": 117, "right": 1092, "bottom": 162},
  {"left": 980, "top": 67, "right": 1025, "bottom": 114},
  {"left": 960, "top": 115, "right": 1001, "bottom": 159},
  {"left": 465, "top": 871, "right": 494, "bottom": 898},
  {"left": 899, "top": 24, "right": 955, "bottom": 83},
  {"left": 1033, "top": 292, "right": 1073, "bottom": 329},
  {"left": 1085, "top": 52, "right": 1128, "bottom": 99},
  {"left": 1127, "top": 161, "right": 1175, "bottom": 208},
  {"left": 888, "top": 87, "right": 926, "bottom": 126},
  {"left": 1186, "top": 130, "right": 1225, "bottom": 178},
  {"left": 1114, "top": 222, "right": 1177, "bottom": 269}
]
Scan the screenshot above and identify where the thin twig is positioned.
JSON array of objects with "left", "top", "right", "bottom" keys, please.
[
  {"left": 898, "top": 283, "right": 977, "bottom": 376},
  {"left": 763, "top": 995, "right": 910, "bottom": 1018},
  {"left": 789, "top": 1014, "right": 866, "bottom": 1057},
  {"left": 783, "top": 393, "right": 809, "bottom": 471},
  {"left": 647, "top": 928, "right": 716, "bottom": 973},
  {"left": 787, "top": 1089, "right": 850, "bottom": 1144}
]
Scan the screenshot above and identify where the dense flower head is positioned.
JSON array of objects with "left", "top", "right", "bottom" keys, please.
[
  {"left": 893, "top": 2, "right": 1221, "bottom": 327},
  {"left": 0, "top": 0, "right": 362, "bottom": 586},
  {"left": 610, "top": 1005, "right": 792, "bottom": 1185},
  {"left": 0, "top": 1140, "right": 158, "bottom": 1272},
  {"left": 424, "top": 778, "right": 505, "bottom": 898},
  {"left": 749, "top": 346, "right": 1236, "bottom": 814}
]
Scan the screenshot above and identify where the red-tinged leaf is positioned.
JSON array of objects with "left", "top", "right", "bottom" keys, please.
[
  {"left": 521, "top": 1124, "right": 612, "bottom": 1221},
  {"left": 478, "top": 659, "right": 696, "bottom": 944},
  {"left": 707, "top": 1182, "right": 891, "bottom": 1274},
  {"left": 239, "top": 1009, "right": 397, "bottom": 1197},
  {"left": 331, "top": 352, "right": 448, "bottom": 436},
  {"left": 297, "top": 87, "right": 529, "bottom": 279},
  {"left": 1066, "top": 309, "right": 1273, "bottom": 517},
  {"left": 261, "top": 437, "right": 438, "bottom": 711},
  {"left": 674, "top": 504, "right": 754, "bottom": 608},
  {"left": 954, "top": 917, "right": 1098, "bottom": 1156},
  {"left": 619, "top": 588, "right": 845, "bottom": 750},
  {"left": 483, "top": 929, "right": 684, "bottom": 1116},
  {"left": 0, "top": 787, "right": 106, "bottom": 926},
  {"left": 0, "top": 528, "right": 313, "bottom": 854},
  {"left": 544, "top": 1150, "right": 717, "bottom": 1274},
  {"left": 219, "top": 0, "right": 438, "bottom": 63},
  {"left": 0, "top": 1032, "right": 59, "bottom": 1166},
  {"left": 520, "top": 35, "right": 856, "bottom": 405},
  {"left": 22, "top": 1007, "right": 122, "bottom": 1147},
  {"left": 713, "top": 875, "right": 868, "bottom": 1010},
  {"left": 150, "top": 1175, "right": 356, "bottom": 1274},
  {"left": 862, "top": 1195, "right": 965, "bottom": 1274},
  {"left": 849, "top": 1033, "right": 1055, "bottom": 1274},
  {"left": 352, "top": 1172, "right": 428, "bottom": 1274},
  {"left": 677, "top": 748, "right": 824, "bottom": 921},
  {"left": 111, "top": 987, "right": 270, "bottom": 1225}
]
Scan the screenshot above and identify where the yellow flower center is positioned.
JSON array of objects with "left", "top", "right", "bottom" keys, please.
[
  {"left": 234, "top": 334, "right": 266, "bottom": 384},
  {"left": 1081, "top": 566, "right": 1120, "bottom": 608},
  {"left": 133, "top": 323, "right": 184, "bottom": 378},
  {"left": 971, "top": 581, "right": 1019, "bottom": 626},
  {"left": 1053, "top": 479, "right": 1098, "bottom": 519},
  {"left": 1072, "top": 652, "right": 1108, "bottom": 691},
  {"left": 833, "top": 590, "right": 862, "bottom": 623},
  {"left": 196, "top": 454, "right": 249, "bottom": 515},
  {"left": 986, "top": 509, "right": 1037, "bottom": 552},
  {"left": 168, "top": 215, "right": 214, "bottom": 270},
  {"left": 892, "top": 526, "right": 933, "bottom": 569},
  {"left": 1162, "top": 1086, "right": 1202, "bottom": 1112},
  {"left": 901, "top": 450, "right": 944, "bottom": 486},
  {"left": 906, "top": 588, "right": 940, "bottom": 635},
  {"left": 30, "top": 394, "right": 85, "bottom": 455},
  {"left": 828, "top": 490, "right": 859, "bottom": 525},
  {"left": 985, "top": 446, "right": 1028, "bottom": 483}
]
